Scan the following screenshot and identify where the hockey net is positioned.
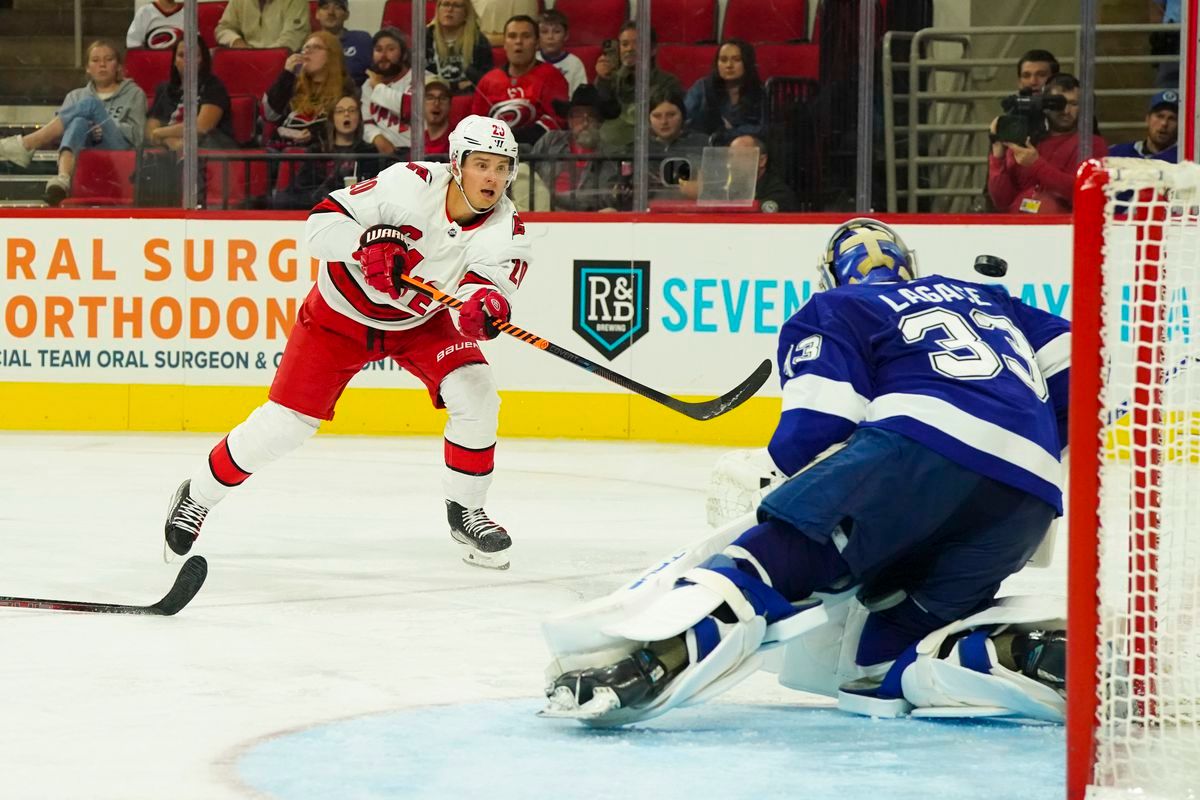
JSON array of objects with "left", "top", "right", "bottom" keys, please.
[{"left": 1069, "top": 158, "right": 1200, "bottom": 800}]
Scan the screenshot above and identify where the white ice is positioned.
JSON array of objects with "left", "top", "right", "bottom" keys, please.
[{"left": 0, "top": 433, "right": 1065, "bottom": 799}]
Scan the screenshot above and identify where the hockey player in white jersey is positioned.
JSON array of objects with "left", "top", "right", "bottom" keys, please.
[
  {"left": 164, "top": 115, "right": 531, "bottom": 569},
  {"left": 541, "top": 219, "right": 1070, "bottom": 724}
]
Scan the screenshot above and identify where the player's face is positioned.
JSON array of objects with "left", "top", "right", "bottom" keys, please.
[
  {"left": 1148, "top": 108, "right": 1178, "bottom": 149},
  {"left": 504, "top": 21, "right": 538, "bottom": 68},
  {"left": 424, "top": 87, "right": 451, "bottom": 124},
  {"left": 1018, "top": 60, "right": 1054, "bottom": 91},
  {"left": 1045, "top": 87, "right": 1079, "bottom": 133},
  {"left": 333, "top": 96, "right": 359, "bottom": 134},
  {"left": 539, "top": 22, "right": 566, "bottom": 55},
  {"left": 716, "top": 44, "right": 744, "bottom": 82},
  {"left": 649, "top": 101, "right": 683, "bottom": 141},
  {"left": 86, "top": 45, "right": 119, "bottom": 87},
  {"left": 460, "top": 152, "right": 511, "bottom": 209},
  {"left": 437, "top": 0, "right": 467, "bottom": 29},
  {"left": 316, "top": 2, "right": 348, "bottom": 33},
  {"left": 300, "top": 37, "right": 329, "bottom": 74},
  {"left": 618, "top": 29, "right": 638, "bottom": 68}
]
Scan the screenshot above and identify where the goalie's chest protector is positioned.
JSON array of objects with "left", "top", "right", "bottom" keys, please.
[{"left": 316, "top": 161, "right": 521, "bottom": 331}]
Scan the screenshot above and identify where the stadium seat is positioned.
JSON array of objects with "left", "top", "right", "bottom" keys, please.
[
  {"left": 755, "top": 43, "right": 820, "bottom": 80},
  {"left": 226, "top": 93, "right": 258, "bottom": 146},
  {"left": 309, "top": 0, "right": 319, "bottom": 31},
  {"left": 211, "top": 48, "right": 289, "bottom": 98},
  {"left": 61, "top": 150, "right": 137, "bottom": 207},
  {"left": 380, "top": 0, "right": 436, "bottom": 33},
  {"left": 449, "top": 94, "right": 473, "bottom": 126},
  {"left": 552, "top": 0, "right": 627, "bottom": 45},
  {"left": 721, "top": 0, "right": 807, "bottom": 43},
  {"left": 204, "top": 151, "right": 270, "bottom": 209},
  {"left": 656, "top": 44, "right": 713, "bottom": 90},
  {"left": 198, "top": 1, "right": 227, "bottom": 49},
  {"left": 652, "top": 0, "right": 717, "bottom": 44},
  {"left": 124, "top": 48, "right": 173, "bottom": 101},
  {"left": 491, "top": 45, "right": 506, "bottom": 68},
  {"left": 570, "top": 44, "right": 602, "bottom": 83}
]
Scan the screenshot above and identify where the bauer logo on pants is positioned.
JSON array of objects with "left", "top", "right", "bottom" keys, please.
[{"left": 572, "top": 260, "right": 651, "bottom": 360}]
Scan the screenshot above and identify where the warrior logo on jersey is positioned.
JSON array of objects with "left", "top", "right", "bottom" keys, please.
[{"left": 572, "top": 260, "right": 650, "bottom": 360}]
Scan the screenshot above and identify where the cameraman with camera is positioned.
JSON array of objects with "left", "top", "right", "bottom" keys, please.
[{"left": 987, "top": 73, "right": 1106, "bottom": 215}]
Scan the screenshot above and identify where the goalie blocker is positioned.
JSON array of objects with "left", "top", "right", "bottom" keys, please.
[{"left": 541, "top": 513, "right": 1066, "bottom": 726}]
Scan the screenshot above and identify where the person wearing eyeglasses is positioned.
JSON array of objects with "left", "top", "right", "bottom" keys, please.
[{"left": 215, "top": 0, "right": 309, "bottom": 51}]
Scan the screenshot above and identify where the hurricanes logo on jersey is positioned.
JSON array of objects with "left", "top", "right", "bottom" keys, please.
[
  {"left": 488, "top": 97, "right": 538, "bottom": 130},
  {"left": 572, "top": 260, "right": 651, "bottom": 360}
]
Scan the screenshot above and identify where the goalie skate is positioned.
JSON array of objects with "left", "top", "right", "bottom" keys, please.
[
  {"left": 540, "top": 647, "right": 678, "bottom": 721},
  {"left": 447, "top": 500, "right": 511, "bottom": 570}
]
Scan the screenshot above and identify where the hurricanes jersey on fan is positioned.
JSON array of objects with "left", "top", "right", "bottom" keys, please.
[
  {"left": 769, "top": 275, "right": 1070, "bottom": 512},
  {"left": 305, "top": 161, "right": 532, "bottom": 331}
]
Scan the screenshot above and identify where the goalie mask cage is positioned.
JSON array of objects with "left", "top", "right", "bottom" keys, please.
[{"left": 1069, "top": 158, "right": 1200, "bottom": 800}]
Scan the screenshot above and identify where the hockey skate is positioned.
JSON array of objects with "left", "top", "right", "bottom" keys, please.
[
  {"left": 541, "top": 639, "right": 686, "bottom": 720},
  {"left": 446, "top": 500, "right": 511, "bottom": 570},
  {"left": 164, "top": 480, "right": 209, "bottom": 562}
]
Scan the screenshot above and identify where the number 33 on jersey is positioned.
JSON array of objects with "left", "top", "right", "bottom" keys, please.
[{"left": 771, "top": 274, "right": 1070, "bottom": 513}]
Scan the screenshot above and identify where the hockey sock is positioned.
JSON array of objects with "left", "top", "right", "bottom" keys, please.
[
  {"left": 730, "top": 520, "right": 852, "bottom": 602},
  {"left": 856, "top": 597, "right": 949, "bottom": 666}
]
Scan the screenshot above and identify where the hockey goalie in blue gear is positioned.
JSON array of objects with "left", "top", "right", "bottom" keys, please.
[{"left": 541, "top": 219, "right": 1069, "bottom": 725}]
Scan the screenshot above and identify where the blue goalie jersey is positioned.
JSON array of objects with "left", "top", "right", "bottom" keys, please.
[{"left": 769, "top": 275, "right": 1070, "bottom": 513}]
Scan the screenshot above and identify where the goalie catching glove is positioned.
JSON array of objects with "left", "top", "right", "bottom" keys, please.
[
  {"left": 353, "top": 225, "right": 422, "bottom": 299},
  {"left": 458, "top": 288, "right": 510, "bottom": 340}
]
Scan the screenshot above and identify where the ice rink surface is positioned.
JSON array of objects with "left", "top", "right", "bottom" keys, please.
[{"left": 0, "top": 432, "right": 1065, "bottom": 799}]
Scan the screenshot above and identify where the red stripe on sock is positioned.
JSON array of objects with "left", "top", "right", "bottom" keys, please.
[
  {"left": 208, "top": 436, "right": 252, "bottom": 487},
  {"left": 444, "top": 439, "right": 494, "bottom": 476}
]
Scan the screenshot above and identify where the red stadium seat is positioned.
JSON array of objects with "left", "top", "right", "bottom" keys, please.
[
  {"left": 722, "top": 0, "right": 807, "bottom": 43},
  {"left": 198, "top": 1, "right": 227, "bottom": 49},
  {"left": 570, "top": 44, "right": 602, "bottom": 82},
  {"left": 124, "top": 48, "right": 173, "bottom": 101},
  {"left": 61, "top": 150, "right": 137, "bottom": 207},
  {"left": 755, "top": 43, "right": 819, "bottom": 80},
  {"left": 204, "top": 151, "right": 270, "bottom": 209},
  {"left": 380, "top": 0, "right": 436, "bottom": 34},
  {"left": 491, "top": 45, "right": 506, "bottom": 68},
  {"left": 211, "top": 48, "right": 289, "bottom": 98},
  {"left": 308, "top": 0, "right": 319, "bottom": 31},
  {"left": 656, "top": 44, "right": 713, "bottom": 90},
  {"left": 226, "top": 93, "right": 258, "bottom": 146},
  {"left": 449, "top": 94, "right": 473, "bottom": 126},
  {"left": 553, "top": 0, "right": 627, "bottom": 45},
  {"left": 652, "top": 0, "right": 717, "bottom": 44}
]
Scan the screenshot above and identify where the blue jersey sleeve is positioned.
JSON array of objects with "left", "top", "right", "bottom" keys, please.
[
  {"left": 769, "top": 296, "right": 874, "bottom": 476},
  {"left": 1007, "top": 296, "right": 1071, "bottom": 450}
]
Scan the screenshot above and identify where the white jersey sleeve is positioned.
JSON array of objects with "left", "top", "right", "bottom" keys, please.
[
  {"left": 454, "top": 209, "right": 533, "bottom": 303},
  {"left": 305, "top": 161, "right": 427, "bottom": 262}
]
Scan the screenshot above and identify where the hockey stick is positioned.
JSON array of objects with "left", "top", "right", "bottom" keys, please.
[
  {"left": 400, "top": 274, "right": 772, "bottom": 421},
  {"left": 0, "top": 556, "right": 207, "bottom": 616}
]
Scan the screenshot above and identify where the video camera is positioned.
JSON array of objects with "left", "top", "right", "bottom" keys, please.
[{"left": 995, "top": 88, "right": 1067, "bottom": 144}]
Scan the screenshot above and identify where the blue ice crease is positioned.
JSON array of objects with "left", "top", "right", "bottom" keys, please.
[{"left": 237, "top": 699, "right": 1064, "bottom": 800}]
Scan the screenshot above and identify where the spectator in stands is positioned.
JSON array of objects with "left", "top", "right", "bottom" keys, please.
[
  {"left": 473, "top": 0, "right": 539, "bottom": 46},
  {"left": 1150, "top": 0, "right": 1181, "bottom": 89},
  {"left": 1016, "top": 49, "right": 1059, "bottom": 91},
  {"left": 528, "top": 85, "right": 618, "bottom": 211},
  {"left": 684, "top": 39, "right": 765, "bottom": 146},
  {"left": 595, "top": 21, "right": 682, "bottom": 149},
  {"left": 315, "top": 0, "right": 373, "bottom": 86},
  {"left": 362, "top": 27, "right": 414, "bottom": 156},
  {"left": 0, "top": 39, "right": 145, "bottom": 206},
  {"left": 606, "top": 90, "right": 706, "bottom": 210},
  {"left": 729, "top": 133, "right": 799, "bottom": 213},
  {"left": 425, "top": 0, "right": 493, "bottom": 96},
  {"left": 422, "top": 74, "right": 453, "bottom": 155},
  {"left": 987, "top": 73, "right": 1106, "bottom": 215},
  {"left": 126, "top": 0, "right": 183, "bottom": 50},
  {"left": 537, "top": 9, "right": 586, "bottom": 96},
  {"left": 264, "top": 30, "right": 356, "bottom": 152},
  {"left": 216, "top": 0, "right": 309, "bottom": 50},
  {"left": 472, "top": 15, "right": 568, "bottom": 145},
  {"left": 271, "top": 94, "right": 380, "bottom": 208},
  {"left": 146, "top": 36, "right": 237, "bottom": 151},
  {"left": 1108, "top": 89, "right": 1179, "bottom": 163}
]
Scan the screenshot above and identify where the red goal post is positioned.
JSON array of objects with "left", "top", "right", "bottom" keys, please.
[{"left": 1069, "top": 158, "right": 1200, "bottom": 800}]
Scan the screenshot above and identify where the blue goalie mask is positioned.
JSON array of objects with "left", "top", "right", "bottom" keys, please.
[{"left": 818, "top": 218, "right": 917, "bottom": 290}]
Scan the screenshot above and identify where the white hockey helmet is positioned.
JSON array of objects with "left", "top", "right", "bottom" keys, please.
[{"left": 448, "top": 114, "right": 520, "bottom": 190}]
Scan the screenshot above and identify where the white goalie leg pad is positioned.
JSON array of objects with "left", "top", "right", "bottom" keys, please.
[
  {"left": 190, "top": 400, "right": 320, "bottom": 507},
  {"left": 440, "top": 364, "right": 500, "bottom": 508},
  {"left": 770, "top": 592, "right": 873, "bottom": 698}
]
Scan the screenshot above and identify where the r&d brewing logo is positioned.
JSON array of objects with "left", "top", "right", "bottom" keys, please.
[{"left": 572, "top": 260, "right": 650, "bottom": 360}]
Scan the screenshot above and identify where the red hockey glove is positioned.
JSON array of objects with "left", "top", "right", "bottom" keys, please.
[
  {"left": 352, "top": 225, "right": 418, "bottom": 299},
  {"left": 458, "top": 288, "right": 511, "bottom": 340}
]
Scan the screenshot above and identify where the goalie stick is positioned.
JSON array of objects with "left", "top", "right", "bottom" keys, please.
[
  {"left": 0, "top": 556, "right": 207, "bottom": 616},
  {"left": 400, "top": 274, "right": 772, "bottom": 421}
]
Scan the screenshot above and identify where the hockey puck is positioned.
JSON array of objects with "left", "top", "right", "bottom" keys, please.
[{"left": 974, "top": 255, "right": 1008, "bottom": 278}]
